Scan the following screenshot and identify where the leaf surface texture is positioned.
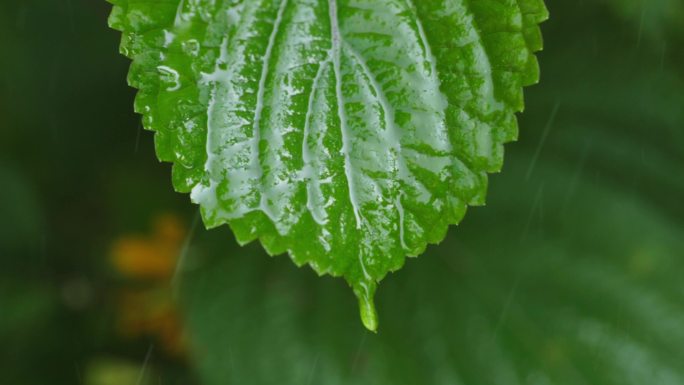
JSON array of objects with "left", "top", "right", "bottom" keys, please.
[{"left": 108, "top": 0, "right": 547, "bottom": 329}]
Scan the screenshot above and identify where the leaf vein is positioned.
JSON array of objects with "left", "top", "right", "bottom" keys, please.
[
  {"left": 328, "top": 0, "right": 363, "bottom": 229},
  {"left": 253, "top": 0, "right": 290, "bottom": 218}
]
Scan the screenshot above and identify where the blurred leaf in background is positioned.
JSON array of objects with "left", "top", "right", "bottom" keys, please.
[
  {"left": 176, "top": 1, "right": 684, "bottom": 384},
  {"left": 603, "top": 0, "right": 684, "bottom": 42},
  {"left": 0, "top": 0, "right": 682, "bottom": 385},
  {"left": 84, "top": 358, "right": 152, "bottom": 385},
  {"left": 0, "top": 0, "right": 195, "bottom": 384}
]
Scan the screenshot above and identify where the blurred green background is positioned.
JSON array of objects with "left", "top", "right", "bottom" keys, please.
[{"left": 0, "top": 1, "right": 682, "bottom": 384}]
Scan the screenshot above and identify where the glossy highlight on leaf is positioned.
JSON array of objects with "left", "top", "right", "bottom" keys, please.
[{"left": 107, "top": 0, "right": 547, "bottom": 330}]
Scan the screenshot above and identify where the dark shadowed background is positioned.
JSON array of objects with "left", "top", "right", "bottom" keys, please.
[{"left": 1, "top": 1, "right": 683, "bottom": 384}]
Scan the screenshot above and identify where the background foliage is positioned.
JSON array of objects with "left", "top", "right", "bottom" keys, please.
[{"left": 0, "top": 1, "right": 682, "bottom": 384}]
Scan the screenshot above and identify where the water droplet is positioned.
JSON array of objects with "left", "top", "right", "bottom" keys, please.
[
  {"left": 182, "top": 39, "right": 201, "bottom": 56},
  {"left": 157, "top": 65, "right": 181, "bottom": 91}
]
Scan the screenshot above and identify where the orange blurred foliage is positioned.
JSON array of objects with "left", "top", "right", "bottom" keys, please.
[{"left": 110, "top": 213, "right": 188, "bottom": 358}]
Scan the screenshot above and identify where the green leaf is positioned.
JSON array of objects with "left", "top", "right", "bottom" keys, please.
[
  {"left": 178, "top": 47, "right": 684, "bottom": 378},
  {"left": 108, "top": 0, "right": 547, "bottom": 330},
  {"left": 103, "top": 2, "right": 684, "bottom": 382}
]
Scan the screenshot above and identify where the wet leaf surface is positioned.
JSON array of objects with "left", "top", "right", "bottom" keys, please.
[{"left": 108, "top": 0, "right": 547, "bottom": 328}]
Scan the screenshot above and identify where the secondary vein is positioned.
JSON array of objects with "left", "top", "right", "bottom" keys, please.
[
  {"left": 328, "top": 0, "right": 363, "bottom": 229},
  {"left": 252, "top": 0, "right": 289, "bottom": 213}
]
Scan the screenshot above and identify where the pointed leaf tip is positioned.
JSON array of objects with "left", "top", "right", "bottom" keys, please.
[
  {"left": 359, "top": 301, "right": 378, "bottom": 333},
  {"left": 354, "top": 279, "right": 378, "bottom": 332}
]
